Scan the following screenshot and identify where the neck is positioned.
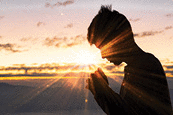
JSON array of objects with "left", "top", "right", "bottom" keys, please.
[{"left": 124, "top": 43, "right": 145, "bottom": 66}]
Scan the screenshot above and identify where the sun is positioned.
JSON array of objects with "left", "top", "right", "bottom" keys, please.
[
  {"left": 75, "top": 49, "right": 98, "bottom": 65},
  {"left": 71, "top": 44, "right": 102, "bottom": 65}
]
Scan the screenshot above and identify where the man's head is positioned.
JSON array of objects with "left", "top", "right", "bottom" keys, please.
[{"left": 87, "top": 5, "right": 137, "bottom": 65}]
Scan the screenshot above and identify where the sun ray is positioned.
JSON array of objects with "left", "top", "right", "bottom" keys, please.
[
  {"left": 100, "top": 29, "right": 133, "bottom": 52},
  {"left": 11, "top": 77, "right": 63, "bottom": 108},
  {"left": 0, "top": 48, "right": 104, "bottom": 111}
]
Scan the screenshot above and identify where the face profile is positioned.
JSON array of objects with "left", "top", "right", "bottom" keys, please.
[{"left": 87, "top": 5, "right": 140, "bottom": 65}]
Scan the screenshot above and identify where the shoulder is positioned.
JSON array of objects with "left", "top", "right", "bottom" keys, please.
[
  {"left": 136, "top": 53, "right": 165, "bottom": 75},
  {"left": 143, "top": 53, "right": 161, "bottom": 66}
]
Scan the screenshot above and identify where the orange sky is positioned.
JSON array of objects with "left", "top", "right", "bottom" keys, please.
[{"left": 0, "top": 0, "right": 173, "bottom": 78}]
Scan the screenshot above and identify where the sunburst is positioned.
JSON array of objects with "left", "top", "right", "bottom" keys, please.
[{"left": 70, "top": 44, "right": 103, "bottom": 65}]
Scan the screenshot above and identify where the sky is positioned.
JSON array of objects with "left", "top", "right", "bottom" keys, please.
[
  {"left": 1, "top": 1, "right": 173, "bottom": 114},
  {"left": 0, "top": 0, "right": 173, "bottom": 79}
]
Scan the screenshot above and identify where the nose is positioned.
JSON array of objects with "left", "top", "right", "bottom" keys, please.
[
  {"left": 101, "top": 53, "right": 105, "bottom": 59},
  {"left": 100, "top": 49, "right": 104, "bottom": 57}
]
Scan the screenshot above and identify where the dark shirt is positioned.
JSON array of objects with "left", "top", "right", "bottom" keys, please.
[
  {"left": 93, "top": 53, "right": 172, "bottom": 115},
  {"left": 120, "top": 53, "right": 172, "bottom": 115}
]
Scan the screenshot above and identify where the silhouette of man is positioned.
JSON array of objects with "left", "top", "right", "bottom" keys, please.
[{"left": 86, "top": 5, "right": 172, "bottom": 115}]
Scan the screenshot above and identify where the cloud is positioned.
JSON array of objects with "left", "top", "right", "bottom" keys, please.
[
  {"left": 165, "top": 26, "right": 173, "bottom": 30},
  {"left": 63, "top": 0, "right": 74, "bottom": 6},
  {"left": 45, "top": 2, "right": 51, "bottom": 8},
  {"left": 134, "top": 30, "right": 164, "bottom": 38},
  {"left": 104, "top": 65, "right": 116, "bottom": 71},
  {"left": 0, "top": 73, "right": 56, "bottom": 77},
  {"left": 0, "top": 43, "right": 24, "bottom": 53},
  {"left": 64, "top": 23, "right": 73, "bottom": 28},
  {"left": 0, "top": 63, "right": 117, "bottom": 78},
  {"left": 45, "top": 0, "right": 74, "bottom": 8},
  {"left": 165, "top": 65, "right": 173, "bottom": 69},
  {"left": 140, "top": 31, "right": 163, "bottom": 37},
  {"left": 20, "top": 37, "right": 32, "bottom": 42},
  {"left": 0, "top": 63, "right": 89, "bottom": 76},
  {"left": 111, "top": 71, "right": 124, "bottom": 74},
  {"left": 20, "top": 37, "right": 39, "bottom": 45},
  {"left": 44, "top": 35, "right": 86, "bottom": 48},
  {"left": 44, "top": 36, "right": 63, "bottom": 47},
  {"left": 66, "top": 42, "right": 77, "bottom": 47},
  {"left": 165, "top": 13, "right": 173, "bottom": 18},
  {"left": 0, "top": 16, "right": 4, "bottom": 20},
  {"left": 165, "top": 71, "right": 173, "bottom": 75},
  {"left": 163, "top": 65, "right": 173, "bottom": 77},
  {"left": 134, "top": 25, "right": 173, "bottom": 38},
  {"left": 129, "top": 18, "right": 140, "bottom": 22},
  {"left": 37, "top": 22, "right": 46, "bottom": 27}
]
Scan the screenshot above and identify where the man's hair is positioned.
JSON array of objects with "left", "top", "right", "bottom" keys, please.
[{"left": 87, "top": 5, "right": 134, "bottom": 50}]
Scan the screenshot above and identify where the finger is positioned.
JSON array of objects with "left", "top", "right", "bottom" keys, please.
[
  {"left": 90, "top": 73, "right": 96, "bottom": 78},
  {"left": 90, "top": 73, "right": 107, "bottom": 95},
  {"left": 94, "top": 70, "right": 98, "bottom": 74},
  {"left": 86, "top": 75, "right": 96, "bottom": 95},
  {"left": 98, "top": 68, "right": 109, "bottom": 84},
  {"left": 90, "top": 73, "right": 98, "bottom": 81},
  {"left": 86, "top": 78, "right": 89, "bottom": 83},
  {"left": 86, "top": 78, "right": 91, "bottom": 89},
  {"left": 90, "top": 73, "right": 101, "bottom": 86},
  {"left": 85, "top": 85, "right": 89, "bottom": 89},
  {"left": 94, "top": 68, "right": 109, "bottom": 85},
  {"left": 85, "top": 80, "right": 91, "bottom": 90},
  {"left": 98, "top": 68, "right": 106, "bottom": 77},
  {"left": 94, "top": 71, "right": 100, "bottom": 78},
  {"left": 93, "top": 71, "right": 108, "bottom": 88},
  {"left": 86, "top": 76, "right": 95, "bottom": 89}
]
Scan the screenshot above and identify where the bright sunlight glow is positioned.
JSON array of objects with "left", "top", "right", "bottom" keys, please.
[
  {"left": 75, "top": 49, "right": 98, "bottom": 65},
  {"left": 70, "top": 44, "right": 103, "bottom": 65}
]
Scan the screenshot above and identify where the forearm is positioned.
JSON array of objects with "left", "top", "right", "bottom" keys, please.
[
  {"left": 87, "top": 69, "right": 132, "bottom": 115},
  {"left": 94, "top": 85, "right": 130, "bottom": 115}
]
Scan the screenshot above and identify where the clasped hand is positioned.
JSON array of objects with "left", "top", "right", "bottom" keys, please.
[{"left": 86, "top": 68, "right": 109, "bottom": 96}]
